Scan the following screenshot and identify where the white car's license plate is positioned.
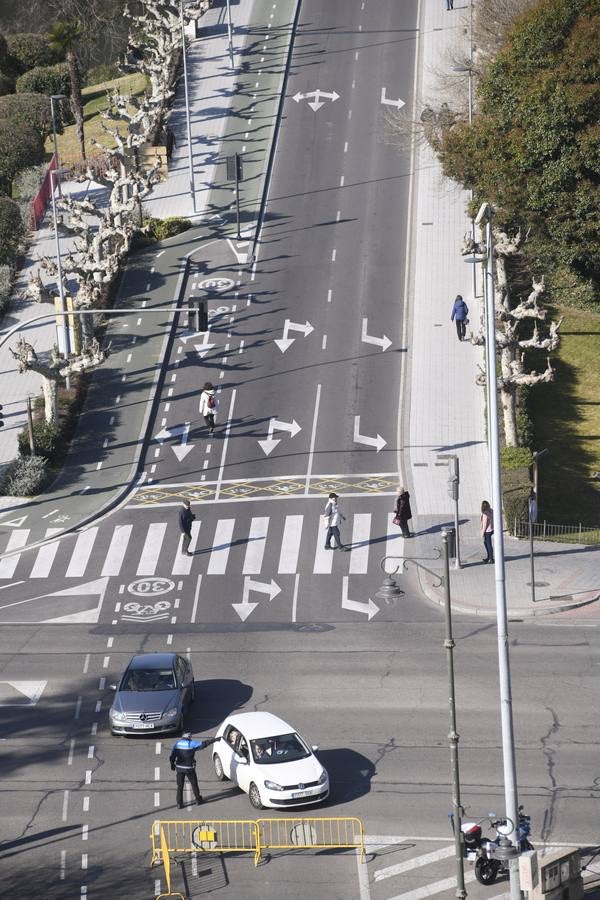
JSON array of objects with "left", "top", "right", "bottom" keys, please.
[
  {"left": 133, "top": 722, "right": 155, "bottom": 729},
  {"left": 292, "top": 790, "right": 313, "bottom": 798}
]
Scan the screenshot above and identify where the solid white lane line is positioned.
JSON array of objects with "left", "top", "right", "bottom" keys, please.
[
  {"left": 83, "top": 796, "right": 90, "bottom": 812},
  {"left": 30, "top": 528, "right": 63, "bottom": 578},
  {"left": 387, "top": 871, "right": 477, "bottom": 900},
  {"left": 374, "top": 845, "right": 456, "bottom": 881},
  {"left": 65, "top": 528, "right": 98, "bottom": 577},
  {"left": 348, "top": 514, "right": 371, "bottom": 573},
  {"left": 0, "top": 529, "right": 30, "bottom": 578},
  {"left": 242, "top": 517, "right": 269, "bottom": 574},
  {"left": 207, "top": 519, "right": 235, "bottom": 574},
  {"left": 60, "top": 849, "right": 66, "bottom": 880},
  {"left": 172, "top": 521, "right": 201, "bottom": 575},
  {"left": 191, "top": 575, "right": 202, "bottom": 623},
  {"left": 356, "top": 846, "right": 371, "bottom": 900},
  {"left": 74, "top": 697, "right": 82, "bottom": 719},
  {"left": 136, "top": 523, "right": 167, "bottom": 575},
  {"left": 215, "top": 389, "right": 236, "bottom": 501},
  {"left": 277, "top": 516, "right": 304, "bottom": 575},
  {"left": 304, "top": 384, "right": 322, "bottom": 494},
  {"left": 101, "top": 524, "right": 133, "bottom": 576},
  {"left": 291, "top": 573, "right": 300, "bottom": 622},
  {"left": 82, "top": 654, "right": 90, "bottom": 674}
]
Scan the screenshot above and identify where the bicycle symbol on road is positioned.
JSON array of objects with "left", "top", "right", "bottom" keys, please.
[{"left": 121, "top": 600, "right": 171, "bottom": 622}]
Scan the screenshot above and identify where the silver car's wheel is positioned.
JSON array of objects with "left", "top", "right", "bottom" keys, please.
[
  {"left": 249, "top": 782, "right": 264, "bottom": 810},
  {"left": 213, "top": 753, "right": 227, "bottom": 781}
]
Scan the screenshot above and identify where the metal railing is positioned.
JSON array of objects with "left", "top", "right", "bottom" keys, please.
[
  {"left": 513, "top": 519, "right": 600, "bottom": 545},
  {"left": 150, "top": 816, "right": 365, "bottom": 897}
]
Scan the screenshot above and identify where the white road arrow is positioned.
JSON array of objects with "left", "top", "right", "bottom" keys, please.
[
  {"left": 0, "top": 577, "right": 110, "bottom": 624},
  {"left": 232, "top": 576, "right": 282, "bottom": 621},
  {"left": 258, "top": 417, "right": 302, "bottom": 456},
  {"left": 193, "top": 331, "right": 215, "bottom": 358},
  {"left": 154, "top": 422, "right": 195, "bottom": 461},
  {"left": 380, "top": 87, "right": 405, "bottom": 110},
  {"left": 361, "top": 318, "right": 392, "bottom": 352},
  {"left": 341, "top": 577, "right": 379, "bottom": 621},
  {"left": 293, "top": 89, "right": 340, "bottom": 111},
  {"left": 274, "top": 318, "right": 314, "bottom": 353},
  {"left": 353, "top": 415, "right": 387, "bottom": 453}
]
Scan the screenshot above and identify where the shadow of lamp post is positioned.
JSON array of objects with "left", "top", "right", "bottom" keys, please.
[{"left": 376, "top": 528, "right": 467, "bottom": 900}]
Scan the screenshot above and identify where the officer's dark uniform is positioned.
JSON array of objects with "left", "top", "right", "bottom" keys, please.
[{"left": 169, "top": 732, "right": 217, "bottom": 809}]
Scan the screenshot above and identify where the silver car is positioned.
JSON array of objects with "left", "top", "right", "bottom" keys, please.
[{"left": 109, "top": 652, "right": 195, "bottom": 736}]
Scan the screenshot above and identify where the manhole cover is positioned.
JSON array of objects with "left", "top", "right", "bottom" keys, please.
[{"left": 289, "top": 822, "right": 318, "bottom": 846}]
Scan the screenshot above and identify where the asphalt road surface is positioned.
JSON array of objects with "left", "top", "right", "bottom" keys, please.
[{"left": 2, "top": 1, "right": 599, "bottom": 899}]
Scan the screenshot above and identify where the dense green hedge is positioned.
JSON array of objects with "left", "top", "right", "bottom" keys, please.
[
  {"left": 0, "top": 118, "right": 44, "bottom": 192},
  {"left": 0, "top": 92, "right": 54, "bottom": 139},
  {"left": 16, "top": 62, "right": 71, "bottom": 103},
  {"left": 6, "top": 33, "right": 58, "bottom": 74},
  {"left": 0, "top": 197, "right": 24, "bottom": 265}
]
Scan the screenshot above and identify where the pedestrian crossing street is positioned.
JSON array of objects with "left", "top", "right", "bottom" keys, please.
[
  {"left": 365, "top": 838, "right": 510, "bottom": 900},
  {"left": 0, "top": 511, "right": 405, "bottom": 583}
]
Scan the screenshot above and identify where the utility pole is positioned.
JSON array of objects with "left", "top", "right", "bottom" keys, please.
[{"left": 475, "top": 201, "right": 521, "bottom": 900}]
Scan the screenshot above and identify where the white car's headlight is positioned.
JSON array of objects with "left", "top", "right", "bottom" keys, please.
[
  {"left": 111, "top": 709, "right": 126, "bottom": 722},
  {"left": 317, "top": 770, "right": 328, "bottom": 785},
  {"left": 264, "top": 780, "right": 284, "bottom": 791},
  {"left": 164, "top": 707, "right": 179, "bottom": 719}
]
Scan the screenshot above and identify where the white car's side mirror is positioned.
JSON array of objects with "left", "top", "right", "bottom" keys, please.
[
  {"left": 311, "top": 744, "right": 319, "bottom": 752},
  {"left": 234, "top": 753, "right": 248, "bottom": 764}
]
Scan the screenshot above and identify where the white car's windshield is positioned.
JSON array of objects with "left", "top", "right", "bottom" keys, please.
[
  {"left": 121, "top": 668, "right": 176, "bottom": 691},
  {"left": 250, "top": 732, "right": 310, "bottom": 764}
]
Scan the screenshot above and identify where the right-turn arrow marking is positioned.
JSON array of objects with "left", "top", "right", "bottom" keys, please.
[
  {"left": 353, "top": 416, "right": 387, "bottom": 453},
  {"left": 341, "top": 577, "right": 380, "bottom": 620}
]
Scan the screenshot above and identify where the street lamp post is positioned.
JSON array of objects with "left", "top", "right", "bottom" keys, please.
[
  {"left": 179, "top": 0, "right": 197, "bottom": 214},
  {"left": 50, "top": 94, "right": 66, "bottom": 198},
  {"left": 475, "top": 201, "right": 521, "bottom": 900},
  {"left": 377, "top": 533, "right": 466, "bottom": 900},
  {"left": 49, "top": 168, "right": 71, "bottom": 361}
]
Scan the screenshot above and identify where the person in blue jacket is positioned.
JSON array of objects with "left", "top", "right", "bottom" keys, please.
[
  {"left": 450, "top": 294, "right": 469, "bottom": 341},
  {"left": 170, "top": 731, "right": 219, "bottom": 809}
]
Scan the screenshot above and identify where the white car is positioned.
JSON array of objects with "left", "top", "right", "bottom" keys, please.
[{"left": 213, "top": 711, "right": 329, "bottom": 810}]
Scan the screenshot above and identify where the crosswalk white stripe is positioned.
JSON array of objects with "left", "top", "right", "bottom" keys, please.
[
  {"left": 385, "top": 513, "right": 403, "bottom": 572},
  {"left": 65, "top": 528, "right": 98, "bottom": 578},
  {"left": 137, "top": 523, "right": 168, "bottom": 576},
  {"left": 313, "top": 528, "right": 334, "bottom": 574},
  {"left": 0, "top": 529, "right": 30, "bottom": 578},
  {"left": 386, "top": 870, "right": 476, "bottom": 900},
  {"left": 278, "top": 515, "right": 303, "bottom": 573},
  {"left": 30, "top": 528, "right": 63, "bottom": 578},
  {"left": 171, "top": 521, "right": 201, "bottom": 575},
  {"left": 375, "top": 845, "right": 456, "bottom": 882},
  {"left": 207, "top": 519, "right": 235, "bottom": 574},
  {"left": 349, "top": 513, "right": 371, "bottom": 574},
  {"left": 101, "top": 525, "right": 133, "bottom": 576},
  {"left": 242, "top": 517, "right": 269, "bottom": 574}
]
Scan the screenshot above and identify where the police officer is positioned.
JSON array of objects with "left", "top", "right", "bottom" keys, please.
[{"left": 169, "top": 731, "right": 219, "bottom": 809}]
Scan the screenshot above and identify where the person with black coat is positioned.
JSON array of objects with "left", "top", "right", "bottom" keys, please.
[
  {"left": 394, "top": 488, "right": 413, "bottom": 538},
  {"left": 179, "top": 499, "right": 195, "bottom": 556}
]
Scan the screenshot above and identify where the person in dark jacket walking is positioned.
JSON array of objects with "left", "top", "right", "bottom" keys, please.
[
  {"left": 170, "top": 732, "right": 219, "bottom": 808},
  {"left": 394, "top": 488, "right": 413, "bottom": 538},
  {"left": 179, "top": 499, "right": 195, "bottom": 556},
  {"left": 450, "top": 294, "right": 469, "bottom": 341}
]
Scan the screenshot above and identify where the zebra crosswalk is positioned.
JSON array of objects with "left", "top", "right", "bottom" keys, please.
[{"left": 0, "top": 511, "right": 405, "bottom": 584}]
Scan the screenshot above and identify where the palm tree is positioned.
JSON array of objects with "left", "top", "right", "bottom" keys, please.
[{"left": 48, "top": 20, "right": 86, "bottom": 161}]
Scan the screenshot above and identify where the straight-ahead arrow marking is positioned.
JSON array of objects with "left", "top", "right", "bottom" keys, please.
[
  {"left": 341, "top": 577, "right": 379, "bottom": 620},
  {"left": 258, "top": 417, "right": 302, "bottom": 456},
  {"left": 361, "top": 318, "right": 392, "bottom": 352},
  {"left": 171, "top": 422, "right": 194, "bottom": 462},
  {"left": 274, "top": 319, "right": 314, "bottom": 353},
  {"left": 193, "top": 331, "right": 215, "bottom": 358},
  {"left": 353, "top": 416, "right": 387, "bottom": 453},
  {"left": 380, "top": 87, "right": 405, "bottom": 110}
]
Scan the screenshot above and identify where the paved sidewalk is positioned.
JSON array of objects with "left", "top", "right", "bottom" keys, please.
[{"left": 404, "top": 3, "right": 600, "bottom": 621}]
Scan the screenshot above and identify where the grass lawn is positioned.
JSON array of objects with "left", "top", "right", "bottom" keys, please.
[
  {"left": 45, "top": 72, "right": 148, "bottom": 165},
  {"left": 528, "top": 305, "right": 600, "bottom": 527}
]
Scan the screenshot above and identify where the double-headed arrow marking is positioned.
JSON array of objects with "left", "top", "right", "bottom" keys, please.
[
  {"left": 353, "top": 416, "right": 386, "bottom": 453},
  {"left": 274, "top": 319, "right": 314, "bottom": 353},
  {"left": 154, "top": 422, "right": 194, "bottom": 461},
  {"left": 232, "top": 576, "right": 282, "bottom": 621},
  {"left": 258, "top": 417, "right": 301, "bottom": 456},
  {"left": 380, "top": 87, "right": 405, "bottom": 110},
  {"left": 361, "top": 318, "right": 392, "bottom": 352},
  {"left": 292, "top": 89, "right": 340, "bottom": 112},
  {"left": 342, "top": 577, "right": 380, "bottom": 620}
]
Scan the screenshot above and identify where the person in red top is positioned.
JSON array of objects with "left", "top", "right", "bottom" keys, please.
[{"left": 480, "top": 500, "right": 494, "bottom": 563}]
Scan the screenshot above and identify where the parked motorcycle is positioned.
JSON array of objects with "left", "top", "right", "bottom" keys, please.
[{"left": 450, "top": 806, "right": 533, "bottom": 885}]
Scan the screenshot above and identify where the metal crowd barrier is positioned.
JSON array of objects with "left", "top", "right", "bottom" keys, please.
[{"left": 150, "top": 815, "right": 365, "bottom": 898}]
